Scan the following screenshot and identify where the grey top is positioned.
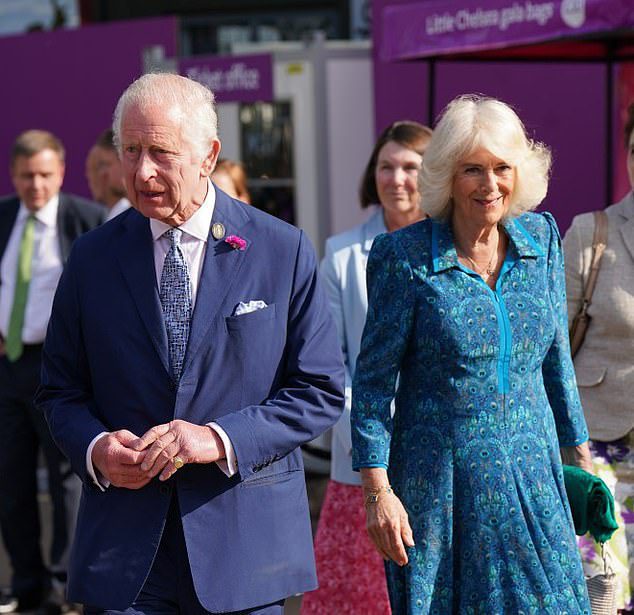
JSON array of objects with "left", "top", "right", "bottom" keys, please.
[{"left": 563, "top": 191, "right": 634, "bottom": 441}]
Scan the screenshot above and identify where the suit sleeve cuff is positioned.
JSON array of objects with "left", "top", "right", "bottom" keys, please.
[
  {"left": 86, "top": 432, "right": 111, "bottom": 491},
  {"left": 208, "top": 422, "right": 238, "bottom": 477}
]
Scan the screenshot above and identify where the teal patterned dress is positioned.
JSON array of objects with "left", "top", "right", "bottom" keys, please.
[{"left": 351, "top": 212, "right": 591, "bottom": 614}]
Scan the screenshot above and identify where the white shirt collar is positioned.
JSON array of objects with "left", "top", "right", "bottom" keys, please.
[
  {"left": 106, "top": 197, "right": 131, "bottom": 221},
  {"left": 150, "top": 179, "right": 216, "bottom": 242},
  {"left": 113, "top": 197, "right": 130, "bottom": 211},
  {"left": 18, "top": 193, "right": 59, "bottom": 227}
]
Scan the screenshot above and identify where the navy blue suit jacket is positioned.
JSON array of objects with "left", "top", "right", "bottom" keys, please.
[
  {"left": 0, "top": 192, "right": 104, "bottom": 264},
  {"left": 36, "top": 188, "right": 344, "bottom": 612}
]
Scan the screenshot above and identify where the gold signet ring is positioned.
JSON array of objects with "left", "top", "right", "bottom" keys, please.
[{"left": 173, "top": 456, "right": 185, "bottom": 470}]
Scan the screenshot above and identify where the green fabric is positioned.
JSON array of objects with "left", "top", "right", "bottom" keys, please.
[
  {"left": 6, "top": 215, "right": 35, "bottom": 362},
  {"left": 563, "top": 464, "right": 619, "bottom": 543}
]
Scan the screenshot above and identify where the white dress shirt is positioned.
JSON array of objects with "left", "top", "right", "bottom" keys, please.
[
  {"left": 105, "top": 197, "right": 131, "bottom": 222},
  {"left": 0, "top": 196, "right": 63, "bottom": 344},
  {"left": 86, "top": 181, "right": 237, "bottom": 488}
]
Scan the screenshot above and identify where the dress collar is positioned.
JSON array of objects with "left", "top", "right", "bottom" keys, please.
[{"left": 431, "top": 215, "right": 544, "bottom": 274}]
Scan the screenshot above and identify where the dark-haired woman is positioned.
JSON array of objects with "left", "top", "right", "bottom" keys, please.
[{"left": 301, "top": 121, "right": 432, "bottom": 614}]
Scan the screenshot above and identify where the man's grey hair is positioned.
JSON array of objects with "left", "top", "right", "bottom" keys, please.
[
  {"left": 112, "top": 72, "right": 218, "bottom": 161},
  {"left": 420, "top": 94, "right": 552, "bottom": 221}
]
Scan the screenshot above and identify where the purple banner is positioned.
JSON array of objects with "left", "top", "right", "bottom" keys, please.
[
  {"left": 0, "top": 17, "right": 178, "bottom": 199},
  {"left": 381, "top": 0, "right": 634, "bottom": 60},
  {"left": 179, "top": 54, "right": 273, "bottom": 103}
]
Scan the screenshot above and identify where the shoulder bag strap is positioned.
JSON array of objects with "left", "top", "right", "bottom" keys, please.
[
  {"left": 569, "top": 210, "right": 608, "bottom": 358},
  {"left": 582, "top": 210, "right": 608, "bottom": 306}
]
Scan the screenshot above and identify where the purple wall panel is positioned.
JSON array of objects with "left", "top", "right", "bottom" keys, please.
[
  {"left": 373, "top": 0, "right": 431, "bottom": 134},
  {"left": 614, "top": 62, "right": 634, "bottom": 202},
  {"left": 0, "top": 17, "right": 178, "bottom": 199},
  {"left": 434, "top": 61, "right": 607, "bottom": 232},
  {"left": 373, "top": 58, "right": 431, "bottom": 134}
]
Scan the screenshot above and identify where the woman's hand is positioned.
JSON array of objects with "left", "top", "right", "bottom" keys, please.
[
  {"left": 365, "top": 490, "right": 414, "bottom": 566},
  {"left": 360, "top": 468, "right": 414, "bottom": 566},
  {"left": 561, "top": 441, "right": 593, "bottom": 473}
]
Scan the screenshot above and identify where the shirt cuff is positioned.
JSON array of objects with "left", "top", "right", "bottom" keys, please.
[
  {"left": 208, "top": 422, "right": 237, "bottom": 477},
  {"left": 86, "top": 432, "right": 111, "bottom": 491}
]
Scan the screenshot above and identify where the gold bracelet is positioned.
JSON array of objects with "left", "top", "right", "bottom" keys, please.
[{"left": 364, "top": 484, "right": 393, "bottom": 506}]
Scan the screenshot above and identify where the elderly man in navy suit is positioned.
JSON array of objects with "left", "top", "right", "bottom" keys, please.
[
  {"left": 36, "top": 73, "right": 344, "bottom": 614},
  {"left": 0, "top": 130, "right": 103, "bottom": 614}
]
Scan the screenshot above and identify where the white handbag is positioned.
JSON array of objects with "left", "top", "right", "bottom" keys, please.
[{"left": 586, "top": 543, "right": 618, "bottom": 615}]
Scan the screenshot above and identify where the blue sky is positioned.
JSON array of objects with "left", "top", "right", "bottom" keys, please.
[{"left": 0, "top": 0, "right": 79, "bottom": 36}]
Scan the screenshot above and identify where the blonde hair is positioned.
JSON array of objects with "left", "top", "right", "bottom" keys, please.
[
  {"left": 420, "top": 95, "right": 551, "bottom": 220},
  {"left": 213, "top": 158, "right": 251, "bottom": 204},
  {"left": 113, "top": 72, "right": 218, "bottom": 161}
]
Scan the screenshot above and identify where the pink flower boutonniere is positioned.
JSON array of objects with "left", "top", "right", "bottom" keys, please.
[{"left": 225, "top": 235, "right": 247, "bottom": 251}]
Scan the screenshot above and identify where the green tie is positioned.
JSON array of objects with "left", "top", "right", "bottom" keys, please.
[{"left": 6, "top": 215, "right": 36, "bottom": 362}]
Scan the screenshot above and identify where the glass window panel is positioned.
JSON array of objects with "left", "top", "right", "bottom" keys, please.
[{"left": 240, "top": 102, "right": 295, "bottom": 225}]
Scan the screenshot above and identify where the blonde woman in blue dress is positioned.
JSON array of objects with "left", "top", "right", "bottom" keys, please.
[{"left": 352, "top": 95, "right": 592, "bottom": 614}]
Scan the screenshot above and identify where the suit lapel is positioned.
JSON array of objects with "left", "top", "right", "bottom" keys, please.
[
  {"left": 620, "top": 217, "right": 634, "bottom": 262},
  {"left": 57, "top": 192, "right": 71, "bottom": 263},
  {"left": 617, "top": 192, "right": 634, "bottom": 262},
  {"left": 0, "top": 198, "right": 19, "bottom": 263},
  {"left": 362, "top": 208, "right": 387, "bottom": 253},
  {"left": 182, "top": 190, "right": 251, "bottom": 375},
  {"left": 115, "top": 210, "right": 170, "bottom": 376}
]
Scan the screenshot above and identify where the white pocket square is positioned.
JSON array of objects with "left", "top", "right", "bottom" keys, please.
[{"left": 233, "top": 300, "right": 268, "bottom": 316}]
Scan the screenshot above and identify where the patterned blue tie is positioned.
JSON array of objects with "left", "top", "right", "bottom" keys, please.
[{"left": 159, "top": 228, "right": 192, "bottom": 382}]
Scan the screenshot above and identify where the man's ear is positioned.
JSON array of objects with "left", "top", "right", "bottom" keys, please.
[{"left": 201, "top": 140, "right": 221, "bottom": 178}]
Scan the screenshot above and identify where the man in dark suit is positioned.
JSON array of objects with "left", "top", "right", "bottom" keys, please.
[
  {"left": 0, "top": 130, "right": 103, "bottom": 613},
  {"left": 36, "top": 73, "right": 344, "bottom": 614}
]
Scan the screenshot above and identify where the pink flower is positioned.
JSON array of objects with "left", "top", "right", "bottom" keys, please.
[{"left": 225, "top": 235, "right": 247, "bottom": 251}]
